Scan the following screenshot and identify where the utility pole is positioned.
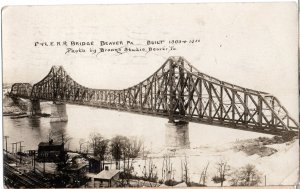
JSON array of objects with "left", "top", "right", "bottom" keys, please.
[
  {"left": 11, "top": 143, "right": 14, "bottom": 154},
  {"left": 11, "top": 142, "right": 17, "bottom": 154},
  {"left": 33, "top": 151, "right": 36, "bottom": 173},
  {"left": 16, "top": 141, "right": 24, "bottom": 153},
  {"left": 20, "top": 146, "right": 25, "bottom": 164},
  {"left": 4, "top": 136, "right": 9, "bottom": 152},
  {"left": 29, "top": 150, "right": 36, "bottom": 173},
  {"left": 265, "top": 175, "right": 267, "bottom": 186},
  {"left": 43, "top": 155, "right": 46, "bottom": 174},
  {"left": 15, "top": 141, "right": 24, "bottom": 164},
  {"left": 20, "top": 146, "right": 25, "bottom": 152}
]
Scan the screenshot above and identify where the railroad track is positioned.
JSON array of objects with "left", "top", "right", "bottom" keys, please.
[
  {"left": 4, "top": 163, "right": 48, "bottom": 188},
  {"left": 4, "top": 163, "right": 35, "bottom": 187}
]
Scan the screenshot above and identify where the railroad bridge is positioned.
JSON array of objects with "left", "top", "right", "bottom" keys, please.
[{"left": 9, "top": 57, "right": 299, "bottom": 148}]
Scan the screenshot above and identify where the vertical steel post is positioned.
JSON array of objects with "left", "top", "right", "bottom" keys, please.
[
  {"left": 220, "top": 86, "right": 223, "bottom": 121},
  {"left": 139, "top": 83, "right": 142, "bottom": 111},
  {"left": 232, "top": 91, "right": 235, "bottom": 124},
  {"left": 258, "top": 96, "right": 262, "bottom": 127},
  {"left": 179, "top": 59, "right": 185, "bottom": 117},
  {"left": 199, "top": 79, "right": 202, "bottom": 118},
  {"left": 244, "top": 93, "right": 248, "bottom": 124},
  {"left": 271, "top": 98, "right": 275, "bottom": 126},
  {"left": 168, "top": 59, "right": 175, "bottom": 122},
  {"left": 208, "top": 83, "right": 212, "bottom": 120}
]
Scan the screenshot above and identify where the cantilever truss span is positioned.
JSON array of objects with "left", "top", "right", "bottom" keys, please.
[{"left": 10, "top": 57, "right": 299, "bottom": 135}]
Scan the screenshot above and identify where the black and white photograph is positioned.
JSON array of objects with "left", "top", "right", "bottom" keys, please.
[{"left": 1, "top": 3, "right": 299, "bottom": 188}]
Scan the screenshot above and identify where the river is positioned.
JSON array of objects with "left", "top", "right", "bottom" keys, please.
[{"left": 3, "top": 102, "right": 270, "bottom": 153}]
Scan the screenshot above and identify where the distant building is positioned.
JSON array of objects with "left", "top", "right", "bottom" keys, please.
[
  {"left": 103, "top": 161, "right": 118, "bottom": 171},
  {"left": 37, "top": 140, "right": 65, "bottom": 162},
  {"left": 87, "top": 156, "right": 118, "bottom": 173},
  {"left": 92, "top": 169, "right": 120, "bottom": 187}
]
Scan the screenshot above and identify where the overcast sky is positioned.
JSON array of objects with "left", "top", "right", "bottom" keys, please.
[{"left": 2, "top": 3, "right": 298, "bottom": 118}]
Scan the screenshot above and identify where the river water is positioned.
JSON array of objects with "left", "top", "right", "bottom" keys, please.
[{"left": 3, "top": 102, "right": 270, "bottom": 153}]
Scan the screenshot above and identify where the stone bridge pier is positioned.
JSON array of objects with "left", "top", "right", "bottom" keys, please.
[
  {"left": 165, "top": 120, "right": 190, "bottom": 149},
  {"left": 50, "top": 102, "right": 68, "bottom": 122},
  {"left": 27, "top": 99, "right": 41, "bottom": 116}
]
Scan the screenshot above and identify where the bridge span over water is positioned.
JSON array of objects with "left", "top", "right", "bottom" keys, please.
[{"left": 9, "top": 57, "right": 299, "bottom": 147}]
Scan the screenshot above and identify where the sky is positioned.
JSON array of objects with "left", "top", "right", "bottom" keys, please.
[{"left": 2, "top": 3, "right": 298, "bottom": 119}]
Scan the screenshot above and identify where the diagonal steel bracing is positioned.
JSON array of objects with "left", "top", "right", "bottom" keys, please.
[{"left": 9, "top": 57, "right": 299, "bottom": 136}]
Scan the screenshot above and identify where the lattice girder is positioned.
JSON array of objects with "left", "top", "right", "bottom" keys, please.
[{"left": 9, "top": 57, "right": 299, "bottom": 135}]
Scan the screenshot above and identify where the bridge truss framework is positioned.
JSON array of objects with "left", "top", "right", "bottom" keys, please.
[{"left": 10, "top": 57, "right": 299, "bottom": 136}]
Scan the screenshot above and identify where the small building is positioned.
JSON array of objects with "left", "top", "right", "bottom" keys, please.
[
  {"left": 103, "top": 160, "right": 118, "bottom": 171},
  {"left": 88, "top": 157, "right": 119, "bottom": 173},
  {"left": 93, "top": 169, "right": 120, "bottom": 187},
  {"left": 63, "top": 164, "right": 88, "bottom": 187},
  {"left": 37, "top": 140, "right": 65, "bottom": 163}
]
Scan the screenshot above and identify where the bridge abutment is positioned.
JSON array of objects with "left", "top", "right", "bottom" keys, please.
[
  {"left": 165, "top": 121, "right": 190, "bottom": 149},
  {"left": 50, "top": 102, "right": 68, "bottom": 122},
  {"left": 27, "top": 99, "right": 41, "bottom": 116}
]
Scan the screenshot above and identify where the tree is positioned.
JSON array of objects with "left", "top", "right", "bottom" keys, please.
[
  {"left": 161, "top": 155, "right": 175, "bottom": 185},
  {"left": 79, "top": 138, "right": 88, "bottom": 153},
  {"left": 89, "top": 133, "right": 109, "bottom": 171},
  {"left": 110, "top": 135, "right": 128, "bottom": 170},
  {"left": 212, "top": 159, "right": 230, "bottom": 186},
  {"left": 181, "top": 156, "right": 190, "bottom": 184},
  {"left": 123, "top": 137, "right": 143, "bottom": 184},
  {"left": 142, "top": 157, "right": 158, "bottom": 183},
  {"left": 229, "top": 164, "right": 263, "bottom": 186},
  {"left": 48, "top": 124, "right": 72, "bottom": 150},
  {"left": 199, "top": 162, "right": 209, "bottom": 186},
  {"left": 110, "top": 135, "right": 142, "bottom": 186}
]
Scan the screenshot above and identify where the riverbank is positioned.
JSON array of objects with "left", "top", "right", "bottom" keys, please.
[
  {"left": 3, "top": 96, "right": 51, "bottom": 118},
  {"left": 3, "top": 95, "right": 25, "bottom": 115}
]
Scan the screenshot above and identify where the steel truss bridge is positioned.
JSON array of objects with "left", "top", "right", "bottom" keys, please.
[{"left": 10, "top": 57, "right": 299, "bottom": 136}]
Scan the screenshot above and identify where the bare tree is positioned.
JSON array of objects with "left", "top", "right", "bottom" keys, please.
[
  {"left": 229, "top": 164, "right": 263, "bottom": 186},
  {"left": 142, "top": 157, "right": 158, "bottom": 184},
  {"left": 161, "top": 155, "right": 175, "bottom": 185},
  {"left": 181, "top": 156, "right": 190, "bottom": 184},
  {"left": 48, "top": 129, "right": 72, "bottom": 150},
  {"left": 212, "top": 159, "right": 230, "bottom": 186},
  {"left": 199, "top": 162, "right": 209, "bottom": 186},
  {"left": 79, "top": 138, "right": 88, "bottom": 153}
]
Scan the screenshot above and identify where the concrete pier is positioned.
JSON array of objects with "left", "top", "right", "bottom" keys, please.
[
  {"left": 27, "top": 99, "right": 41, "bottom": 116},
  {"left": 50, "top": 102, "right": 68, "bottom": 122},
  {"left": 165, "top": 121, "right": 190, "bottom": 149}
]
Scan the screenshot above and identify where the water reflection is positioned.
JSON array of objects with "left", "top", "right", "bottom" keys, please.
[{"left": 28, "top": 117, "right": 42, "bottom": 128}]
